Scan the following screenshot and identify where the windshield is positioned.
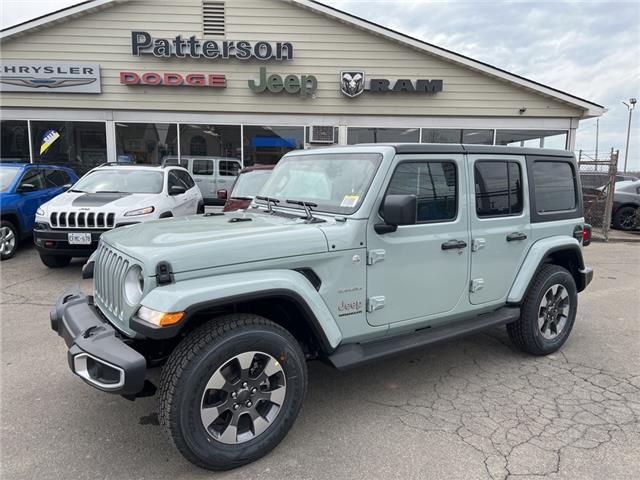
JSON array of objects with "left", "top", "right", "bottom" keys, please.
[
  {"left": 231, "top": 170, "right": 272, "bottom": 199},
  {"left": 73, "top": 169, "right": 164, "bottom": 194},
  {"left": 0, "top": 167, "right": 20, "bottom": 193},
  {"left": 257, "top": 153, "right": 382, "bottom": 214}
]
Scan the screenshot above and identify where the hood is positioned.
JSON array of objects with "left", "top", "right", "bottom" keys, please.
[
  {"left": 44, "top": 191, "right": 160, "bottom": 210},
  {"left": 102, "top": 211, "right": 329, "bottom": 273}
]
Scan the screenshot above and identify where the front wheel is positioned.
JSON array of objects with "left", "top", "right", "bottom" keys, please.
[
  {"left": 39, "top": 254, "right": 72, "bottom": 268},
  {"left": 0, "top": 220, "right": 18, "bottom": 260},
  {"left": 507, "top": 264, "right": 578, "bottom": 355},
  {"left": 158, "top": 314, "right": 307, "bottom": 470}
]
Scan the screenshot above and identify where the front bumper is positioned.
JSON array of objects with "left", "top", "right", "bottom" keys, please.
[
  {"left": 50, "top": 287, "right": 146, "bottom": 395},
  {"left": 34, "top": 226, "right": 104, "bottom": 257}
]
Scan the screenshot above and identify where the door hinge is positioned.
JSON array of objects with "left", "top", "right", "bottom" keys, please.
[
  {"left": 367, "top": 249, "right": 385, "bottom": 265},
  {"left": 367, "top": 296, "right": 386, "bottom": 312},
  {"left": 471, "top": 238, "right": 486, "bottom": 252},
  {"left": 470, "top": 278, "right": 484, "bottom": 293}
]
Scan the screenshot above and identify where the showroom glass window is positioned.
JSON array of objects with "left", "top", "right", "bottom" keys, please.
[
  {"left": 532, "top": 161, "right": 577, "bottom": 212},
  {"left": 474, "top": 161, "right": 523, "bottom": 217},
  {"left": 347, "top": 127, "right": 419, "bottom": 145},
  {"left": 495, "top": 130, "right": 567, "bottom": 149},
  {"left": 421, "top": 128, "right": 493, "bottom": 145},
  {"left": 1, "top": 120, "right": 30, "bottom": 163},
  {"left": 179, "top": 124, "right": 241, "bottom": 160},
  {"left": 243, "top": 126, "right": 304, "bottom": 166},
  {"left": 386, "top": 161, "right": 457, "bottom": 222},
  {"left": 30, "top": 121, "right": 107, "bottom": 176},
  {"left": 115, "top": 123, "right": 177, "bottom": 165}
]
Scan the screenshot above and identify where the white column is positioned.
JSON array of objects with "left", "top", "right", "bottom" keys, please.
[{"left": 105, "top": 120, "right": 116, "bottom": 162}]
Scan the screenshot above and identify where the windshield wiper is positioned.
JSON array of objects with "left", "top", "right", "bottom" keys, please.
[
  {"left": 94, "top": 190, "right": 123, "bottom": 194},
  {"left": 286, "top": 199, "right": 324, "bottom": 223},
  {"left": 230, "top": 196, "right": 253, "bottom": 201},
  {"left": 255, "top": 195, "right": 280, "bottom": 213},
  {"left": 69, "top": 189, "right": 85, "bottom": 193}
]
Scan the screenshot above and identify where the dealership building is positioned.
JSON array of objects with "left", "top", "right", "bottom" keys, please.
[{"left": 0, "top": 0, "right": 604, "bottom": 175}]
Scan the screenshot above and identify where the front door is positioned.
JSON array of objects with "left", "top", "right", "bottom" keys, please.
[
  {"left": 468, "top": 155, "right": 532, "bottom": 304},
  {"left": 366, "top": 155, "right": 470, "bottom": 327},
  {"left": 16, "top": 169, "right": 47, "bottom": 232},
  {"left": 191, "top": 158, "right": 216, "bottom": 200}
]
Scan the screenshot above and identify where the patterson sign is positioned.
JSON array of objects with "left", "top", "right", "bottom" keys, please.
[
  {"left": 0, "top": 63, "right": 101, "bottom": 93},
  {"left": 131, "top": 31, "right": 294, "bottom": 61}
]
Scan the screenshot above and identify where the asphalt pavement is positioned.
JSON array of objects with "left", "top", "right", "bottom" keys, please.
[{"left": 1, "top": 242, "right": 639, "bottom": 480}]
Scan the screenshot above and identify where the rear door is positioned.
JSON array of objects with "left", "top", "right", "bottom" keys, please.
[
  {"left": 191, "top": 158, "right": 215, "bottom": 200},
  {"left": 217, "top": 159, "right": 242, "bottom": 194},
  {"left": 468, "top": 155, "right": 531, "bottom": 304}
]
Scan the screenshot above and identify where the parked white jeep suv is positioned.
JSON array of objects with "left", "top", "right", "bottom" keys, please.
[{"left": 34, "top": 164, "right": 203, "bottom": 268}]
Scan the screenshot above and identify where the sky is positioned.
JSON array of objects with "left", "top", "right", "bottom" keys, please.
[{"left": 2, "top": 0, "right": 639, "bottom": 170}]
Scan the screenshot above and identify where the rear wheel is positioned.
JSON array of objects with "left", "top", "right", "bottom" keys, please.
[
  {"left": 0, "top": 220, "right": 18, "bottom": 260},
  {"left": 613, "top": 205, "right": 637, "bottom": 231},
  {"left": 507, "top": 264, "right": 577, "bottom": 355},
  {"left": 158, "top": 313, "right": 307, "bottom": 470},
  {"left": 39, "top": 254, "right": 72, "bottom": 268}
]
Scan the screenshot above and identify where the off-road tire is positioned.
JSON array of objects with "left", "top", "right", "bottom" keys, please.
[
  {"left": 158, "top": 313, "right": 307, "bottom": 471},
  {"left": 613, "top": 205, "right": 637, "bottom": 231},
  {"left": 0, "top": 220, "right": 18, "bottom": 260},
  {"left": 507, "top": 264, "right": 577, "bottom": 355},
  {"left": 39, "top": 254, "right": 72, "bottom": 268}
]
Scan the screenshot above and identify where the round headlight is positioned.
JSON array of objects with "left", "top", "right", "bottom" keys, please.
[{"left": 124, "top": 265, "right": 144, "bottom": 305}]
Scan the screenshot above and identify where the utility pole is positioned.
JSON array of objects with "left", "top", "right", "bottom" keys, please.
[
  {"left": 622, "top": 98, "right": 636, "bottom": 173},
  {"left": 595, "top": 118, "right": 599, "bottom": 161}
]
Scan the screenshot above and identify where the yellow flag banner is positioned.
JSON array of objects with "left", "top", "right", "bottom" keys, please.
[{"left": 40, "top": 129, "right": 60, "bottom": 155}]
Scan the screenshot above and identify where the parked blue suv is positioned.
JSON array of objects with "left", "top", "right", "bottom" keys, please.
[{"left": 0, "top": 163, "right": 78, "bottom": 260}]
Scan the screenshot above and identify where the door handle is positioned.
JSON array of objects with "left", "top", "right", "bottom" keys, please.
[
  {"left": 506, "top": 232, "right": 528, "bottom": 242},
  {"left": 441, "top": 239, "right": 468, "bottom": 250}
]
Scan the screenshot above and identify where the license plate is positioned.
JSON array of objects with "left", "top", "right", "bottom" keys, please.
[{"left": 68, "top": 232, "right": 92, "bottom": 245}]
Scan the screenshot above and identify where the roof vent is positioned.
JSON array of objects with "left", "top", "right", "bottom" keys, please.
[{"left": 203, "top": 1, "right": 225, "bottom": 37}]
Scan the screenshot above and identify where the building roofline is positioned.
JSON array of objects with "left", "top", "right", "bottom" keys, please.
[
  {"left": 288, "top": 0, "right": 605, "bottom": 117},
  {"left": 0, "top": 0, "right": 121, "bottom": 38},
  {"left": 1, "top": 0, "right": 605, "bottom": 118}
]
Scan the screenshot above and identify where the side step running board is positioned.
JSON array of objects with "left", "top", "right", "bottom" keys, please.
[{"left": 328, "top": 306, "right": 520, "bottom": 370}]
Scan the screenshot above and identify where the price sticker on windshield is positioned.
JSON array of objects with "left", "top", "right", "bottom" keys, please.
[{"left": 340, "top": 195, "right": 360, "bottom": 208}]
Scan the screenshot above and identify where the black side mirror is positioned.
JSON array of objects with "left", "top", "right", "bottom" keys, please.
[
  {"left": 17, "top": 183, "right": 37, "bottom": 193},
  {"left": 169, "top": 185, "right": 186, "bottom": 196},
  {"left": 217, "top": 189, "right": 228, "bottom": 200},
  {"left": 375, "top": 195, "right": 417, "bottom": 234}
]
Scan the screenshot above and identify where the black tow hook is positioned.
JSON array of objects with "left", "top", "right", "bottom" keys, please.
[{"left": 83, "top": 325, "right": 100, "bottom": 338}]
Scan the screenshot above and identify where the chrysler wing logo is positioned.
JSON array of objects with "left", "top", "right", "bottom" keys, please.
[
  {"left": 340, "top": 71, "right": 364, "bottom": 98},
  {"left": 0, "top": 77, "right": 97, "bottom": 89}
]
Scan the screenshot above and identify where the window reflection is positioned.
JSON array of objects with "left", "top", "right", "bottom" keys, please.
[
  {"left": 1, "top": 120, "right": 30, "bottom": 163},
  {"left": 115, "top": 123, "right": 177, "bottom": 165},
  {"left": 243, "top": 126, "right": 304, "bottom": 166},
  {"left": 347, "top": 127, "right": 419, "bottom": 144}
]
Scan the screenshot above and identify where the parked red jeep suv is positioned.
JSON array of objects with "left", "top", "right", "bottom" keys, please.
[{"left": 218, "top": 165, "right": 274, "bottom": 212}]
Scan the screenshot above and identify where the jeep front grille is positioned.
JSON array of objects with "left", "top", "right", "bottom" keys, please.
[
  {"left": 50, "top": 211, "right": 116, "bottom": 229},
  {"left": 94, "top": 243, "right": 131, "bottom": 322}
]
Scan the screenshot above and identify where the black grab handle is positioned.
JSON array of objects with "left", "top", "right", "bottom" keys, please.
[{"left": 441, "top": 240, "right": 468, "bottom": 250}]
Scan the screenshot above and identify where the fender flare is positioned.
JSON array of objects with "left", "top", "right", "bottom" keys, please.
[
  {"left": 133, "top": 269, "right": 342, "bottom": 352},
  {"left": 507, "top": 237, "right": 584, "bottom": 304}
]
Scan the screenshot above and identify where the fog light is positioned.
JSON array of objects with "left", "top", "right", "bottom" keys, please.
[
  {"left": 45, "top": 241, "right": 54, "bottom": 248},
  {"left": 137, "top": 306, "right": 185, "bottom": 327}
]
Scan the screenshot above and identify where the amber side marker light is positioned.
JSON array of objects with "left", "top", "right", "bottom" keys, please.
[{"left": 137, "top": 306, "right": 185, "bottom": 327}]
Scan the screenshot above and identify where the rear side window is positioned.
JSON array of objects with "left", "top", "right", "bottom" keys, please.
[
  {"left": 386, "top": 161, "right": 457, "bottom": 222},
  {"left": 532, "top": 161, "right": 576, "bottom": 212},
  {"left": 193, "top": 159, "right": 213, "bottom": 175},
  {"left": 475, "top": 161, "right": 523, "bottom": 217},
  {"left": 219, "top": 160, "right": 241, "bottom": 177}
]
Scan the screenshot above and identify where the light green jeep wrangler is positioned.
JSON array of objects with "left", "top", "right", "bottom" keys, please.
[{"left": 51, "top": 144, "right": 593, "bottom": 470}]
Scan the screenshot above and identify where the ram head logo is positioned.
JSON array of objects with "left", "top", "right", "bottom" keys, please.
[{"left": 340, "top": 71, "right": 365, "bottom": 98}]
